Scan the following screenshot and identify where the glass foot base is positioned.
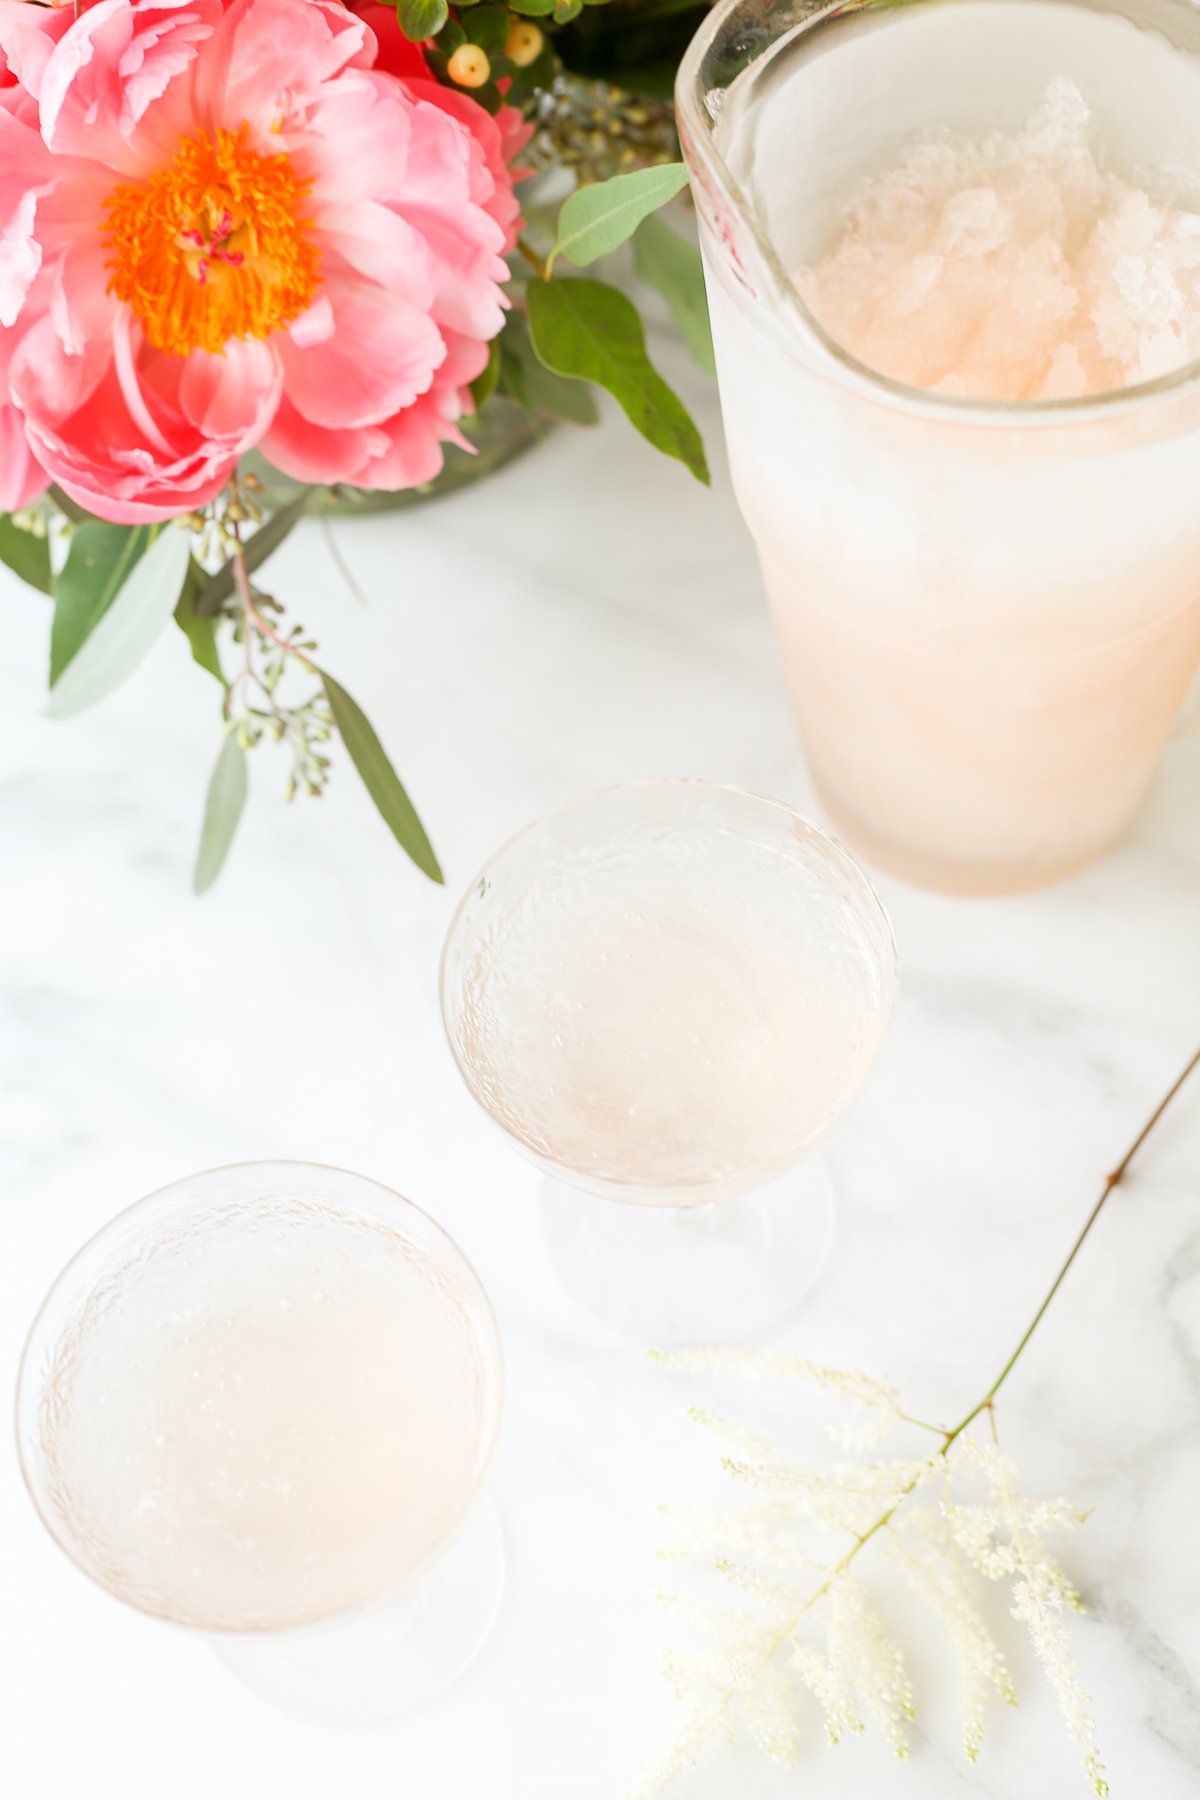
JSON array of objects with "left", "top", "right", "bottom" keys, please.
[
  {"left": 210, "top": 1499, "right": 505, "bottom": 1725},
  {"left": 541, "top": 1159, "right": 836, "bottom": 1344}
]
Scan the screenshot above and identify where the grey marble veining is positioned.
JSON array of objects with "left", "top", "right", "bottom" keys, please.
[{"left": 1, "top": 352, "right": 1197, "bottom": 1800}]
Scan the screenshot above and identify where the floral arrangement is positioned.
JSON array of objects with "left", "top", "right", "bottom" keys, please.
[
  {"left": 0, "top": 0, "right": 713, "bottom": 889},
  {"left": 633, "top": 1047, "right": 1200, "bottom": 1799}
]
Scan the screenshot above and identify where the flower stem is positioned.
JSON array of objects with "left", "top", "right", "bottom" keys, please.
[
  {"left": 231, "top": 541, "right": 317, "bottom": 674},
  {"left": 943, "top": 1043, "right": 1200, "bottom": 1450},
  {"left": 516, "top": 235, "right": 550, "bottom": 281},
  {"left": 759, "top": 1042, "right": 1200, "bottom": 1656}
]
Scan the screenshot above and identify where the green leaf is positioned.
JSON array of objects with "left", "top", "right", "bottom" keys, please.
[
  {"left": 47, "top": 484, "right": 92, "bottom": 525},
  {"left": 46, "top": 526, "right": 191, "bottom": 719},
  {"left": 500, "top": 38, "right": 555, "bottom": 104},
  {"left": 508, "top": 0, "right": 556, "bottom": 13},
  {"left": 50, "top": 523, "right": 154, "bottom": 686},
  {"left": 471, "top": 336, "right": 502, "bottom": 410},
  {"left": 193, "top": 734, "right": 248, "bottom": 894},
  {"left": 549, "top": 162, "right": 689, "bottom": 271},
  {"left": 427, "top": 17, "right": 465, "bottom": 58},
  {"left": 321, "top": 671, "right": 443, "bottom": 883},
  {"left": 634, "top": 213, "right": 716, "bottom": 377},
  {"left": 175, "top": 559, "right": 224, "bottom": 682},
  {"left": 194, "top": 492, "right": 309, "bottom": 616},
  {"left": 0, "top": 516, "right": 51, "bottom": 594},
  {"left": 553, "top": 0, "right": 583, "bottom": 19},
  {"left": 396, "top": 0, "right": 448, "bottom": 38},
  {"left": 526, "top": 277, "right": 708, "bottom": 481},
  {"left": 467, "top": 3, "right": 508, "bottom": 50},
  {"left": 501, "top": 316, "right": 600, "bottom": 425}
]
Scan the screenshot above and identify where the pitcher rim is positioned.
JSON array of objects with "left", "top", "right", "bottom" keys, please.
[{"left": 675, "top": 0, "right": 1200, "bottom": 425}]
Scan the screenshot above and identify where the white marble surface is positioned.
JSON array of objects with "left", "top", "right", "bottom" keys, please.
[{"left": 2, "top": 347, "right": 1199, "bottom": 1800}]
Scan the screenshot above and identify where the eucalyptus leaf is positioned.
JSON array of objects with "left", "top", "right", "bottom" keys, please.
[
  {"left": 193, "top": 735, "right": 248, "bottom": 894},
  {"left": 634, "top": 213, "right": 716, "bottom": 377},
  {"left": 46, "top": 526, "right": 191, "bottom": 719},
  {"left": 321, "top": 672, "right": 443, "bottom": 883},
  {"left": 397, "top": 0, "right": 449, "bottom": 38},
  {"left": 0, "top": 516, "right": 51, "bottom": 594},
  {"left": 175, "top": 560, "right": 224, "bottom": 682},
  {"left": 526, "top": 277, "right": 708, "bottom": 481},
  {"left": 50, "top": 523, "right": 154, "bottom": 686},
  {"left": 550, "top": 162, "right": 689, "bottom": 271},
  {"left": 501, "top": 317, "right": 599, "bottom": 425},
  {"left": 194, "top": 492, "right": 309, "bottom": 616},
  {"left": 47, "top": 484, "right": 92, "bottom": 525}
]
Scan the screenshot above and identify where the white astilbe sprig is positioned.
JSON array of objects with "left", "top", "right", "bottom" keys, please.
[
  {"left": 685, "top": 1404, "right": 939, "bottom": 1535},
  {"left": 942, "top": 1436, "right": 1089, "bottom": 1578},
  {"left": 625, "top": 1705, "right": 734, "bottom": 1800},
  {"left": 633, "top": 1356, "right": 1107, "bottom": 1800},
  {"left": 650, "top": 1344, "right": 907, "bottom": 1448},
  {"left": 943, "top": 1434, "right": 1107, "bottom": 1796},
  {"left": 631, "top": 1053, "right": 1200, "bottom": 1800},
  {"left": 888, "top": 1507, "right": 1017, "bottom": 1761},
  {"left": 825, "top": 1572, "right": 916, "bottom": 1756},
  {"left": 655, "top": 1497, "right": 828, "bottom": 1571}
]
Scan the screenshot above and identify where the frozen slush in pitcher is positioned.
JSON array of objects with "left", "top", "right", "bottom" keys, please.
[{"left": 677, "top": 0, "right": 1200, "bottom": 895}]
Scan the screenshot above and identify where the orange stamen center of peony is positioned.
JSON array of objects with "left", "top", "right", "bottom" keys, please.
[{"left": 103, "top": 126, "right": 321, "bottom": 357}]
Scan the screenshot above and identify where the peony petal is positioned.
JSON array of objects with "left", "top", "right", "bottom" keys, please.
[
  {"left": 260, "top": 395, "right": 389, "bottom": 487},
  {"left": 0, "top": 0, "right": 519, "bottom": 512},
  {"left": 48, "top": 232, "right": 119, "bottom": 357},
  {"left": 178, "top": 337, "right": 283, "bottom": 440},
  {"left": 277, "top": 274, "right": 445, "bottom": 429},
  {"left": 0, "top": 3, "right": 75, "bottom": 101},
  {"left": 111, "top": 305, "right": 175, "bottom": 456},
  {"left": 360, "top": 390, "right": 461, "bottom": 490},
  {"left": 316, "top": 198, "right": 433, "bottom": 305},
  {"left": 0, "top": 401, "right": 48, "bottom": 511},
  {"left": 205, "top": 0, "right": 374, "bottom": 140},
  {"left": 0, "top": 106, "right": 56, "bottom": 327},
  {"left": 9, "top": 310, "right": 110, "bottom": 427},
  {"left": 0, "top": 326, "right": 48, "bottom": 510},
  {"left": 263, "top": 386, "right": 454, "bottom": 492},
  {"left": 287, "top": 294, "right": 335, "bottom": 350},
  {"left": 13, "top": 313, "right": 265, "bottom": 524},
  {"left": 40, "top": 0, "right": 218, "bottom": 172}
]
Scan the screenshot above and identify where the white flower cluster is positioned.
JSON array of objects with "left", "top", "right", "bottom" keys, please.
[{"left": 632, "top": 1349, "right": 1107, "bottom": 1799}]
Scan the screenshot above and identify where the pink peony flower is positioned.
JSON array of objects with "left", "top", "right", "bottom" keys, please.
[
  {"left": 353, "top": 6, "right": 532, "bottom": 255},
  {"left": 0, "top": 0, "right": 523, "bottom": 521}
]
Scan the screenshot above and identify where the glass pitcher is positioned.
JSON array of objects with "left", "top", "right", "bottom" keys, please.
[{"left": 677, "top": 0, "right": 1200, "bottom": 894}]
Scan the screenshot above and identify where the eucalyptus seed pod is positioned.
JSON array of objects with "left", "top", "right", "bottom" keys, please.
[{"left": 529, "top": 75, "right": 679, "bottom": 186}]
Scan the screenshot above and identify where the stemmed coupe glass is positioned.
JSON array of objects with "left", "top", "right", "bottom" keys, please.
[
  {"left": 16, "top": 1161, "right": 504, "bottom": 1724},
  {"left": 440, "top": 780, "right": 898, "bottom": 1342}
]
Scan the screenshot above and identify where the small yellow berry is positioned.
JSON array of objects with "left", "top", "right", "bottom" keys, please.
[
  {"left": 448, "top": 43, "right": 490, "bottom": 88},
  {"left": 504, "top": 20, "right": 543, "bottom": 66}
]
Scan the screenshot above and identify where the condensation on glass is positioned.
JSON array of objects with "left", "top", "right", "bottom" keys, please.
[{"left": 678, "top": 0, "right": 1200, "bottom": 894}]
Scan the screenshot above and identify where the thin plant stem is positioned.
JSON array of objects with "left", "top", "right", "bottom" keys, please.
[
  {"left": 749, "top": 1042, "right": 1200, "bottom": 1666},
  {"left": 942, "top": 1043, "right": 1200, "bottom": 1450},
  {"left": 319, "top": 517, "right": 368, "bottom": 607},
  {"left": 516, "top": 235, "right": 549, "bottom": 280},
  {"left": 231, "top": 542, "right": 317, "bottom": 674}
]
